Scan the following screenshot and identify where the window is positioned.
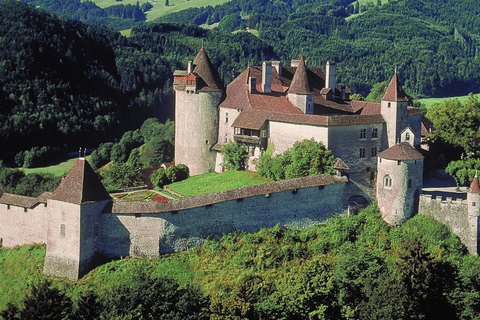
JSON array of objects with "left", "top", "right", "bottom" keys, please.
[
  {"left": 60, "top": 224, "right": 66, "bottom": 237},
  {"left": 372, "top": 128, "right": 378, "bottom": 138},
  {"left": 384, "top": 175, "right": 392, "bottom": 188},
  {"left": 371, "top": 147, "right": 377, "bottom": 157},
  {"left": 225, "top": 112, "right": 228, "bottom": 123},
  {"left": 405, "top": 132, "right": 410, "bottom": 141},
  {"left": 224, "top": 133, "right": 228, "bottom": 143},
  {"left": 397, "top": 160, "right": 401, "bottom": 165},
  {"left": 187, "top": 79, "right": 195, "bottom": 86},
  {"left": 360, "top": 129, "right": 366, "bottom": 138},
  {"left": 388, "top": 102, "right": 391, "bottom": 108},
  {"left": 205, "top": 140, "right": 209, "bottom": 144},
  {"left": 408, "top": 179, "right": 412, "bottom": 188},
  {"left": 234, "top": 127, "right": 241, "bottom": 135},
  {"left": 473, "top": 202, "right": 477, "bottom": 207},
  {"left": 359, "top": 148, "right": 366, "bottom": 158}
]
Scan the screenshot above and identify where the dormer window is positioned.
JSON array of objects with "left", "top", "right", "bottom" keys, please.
[{"left": 406, "top": 132, "right": 410, "bottom": 141}]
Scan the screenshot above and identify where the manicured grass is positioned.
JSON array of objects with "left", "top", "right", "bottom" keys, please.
[
  {"left": 417, "top": 92, "right": 480, "bottom": 109},
  {"left": 167, "top": 170, "right": 273, "bottom": 197},
  {"left": 112, "top": 190, "right": 169, "bottom": 201},
  {"left": 19, "top": 157, "right": 81, "bottom": 177},
  {"left": 91, "top": 0, "right": 231, "bottom": 22}
]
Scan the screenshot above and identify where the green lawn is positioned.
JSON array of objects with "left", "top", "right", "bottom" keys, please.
[
  {"left": 167, "top": 170, "right": 273, "bottom": 196},
  {"left": 91, "top": 0, "right": 231, "bottom": 22},
  {"left": 417, "top": 92, "right": 480, "bottom": 109},
  {"left": 19, "top": 157, "right": 82, "bottom": 176}
]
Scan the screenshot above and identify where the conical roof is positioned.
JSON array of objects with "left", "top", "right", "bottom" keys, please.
[
  {"left": 51, "top": 158, "right": 111, "bottom": 205},
  {"left": 289, "top": 56, "right": 312, "bottom": 94},
  {"left": 192, "top": 46, "right": 224, "bottom": 92},
  {"left": 377, "top": 142, "right": 424, "bottom": 161},
  {"left": 382, "top": 73, "right": 408, "bottom": 102},
  {"left": 469, "top": 173, "right": 480, "bottom": 194}
]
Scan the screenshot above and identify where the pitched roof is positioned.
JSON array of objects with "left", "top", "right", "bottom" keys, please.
[
  {"left": 382, "top": 73, "right": 409, "bottom": 102},
  {"left": 469, "top": 174, "right": 480, "bottom": 194},
  {"left": 288, "top": 56, "right": 312, "bottom": 94},
  {"left": 0, "top": 191, "right": 53, "bottom": 208},
  {"left": 191, "top": 46, "right": 224, "bottom": 92},
  {"left": 377, "top": 142, "right": 424, "bottom": 161},
  {"left": 334, "top": 158, "right": 350, "bottom": 170},
  {"left": 51, "top": 158, "right": 111, "bottom": 205}
]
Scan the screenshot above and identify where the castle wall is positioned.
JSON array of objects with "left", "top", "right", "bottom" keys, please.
[
  {"left": 175, "top": 90, "right": 222, "bottom": 176},
  {"left": 268, "top": 121, "right": 328, "bottom": 155},
  {"left": 419, "top": 194, "right": 479, "bottom": 254},
  {"left": 0, "top": 203, "right": 48, "bottom": 247},
  {"left": 328, "top": 124, "right": 386, "bottom": 174},
  {"left": 100, "top": 180, "right": 346, "bottom": 257}
]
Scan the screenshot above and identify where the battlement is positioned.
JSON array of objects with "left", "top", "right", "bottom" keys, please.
[{"left": 419, "top": 194, "right": 467, "bottom": 207}]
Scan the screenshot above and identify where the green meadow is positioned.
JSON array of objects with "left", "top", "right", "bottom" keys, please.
[
  {"left": 417, "top": 92, "right": 480, "bottom": 108},
  {"left": 167, "top": 170, "right": 272, "bottom": 196},
  {"left": 19, "top": 157, "right": 82, "bottom": 176},
  {"left": 92, "top": 0, "right": 231, "bottom": 22}
]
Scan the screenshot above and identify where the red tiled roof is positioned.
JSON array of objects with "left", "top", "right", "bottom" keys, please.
[
  {"left": 469, "top": 175, "right": 480, "bottom": 194},
  {"left": 51, "top": 158, "right": 111, "bottom": 205},
  {"left": 288, "top": 56, "right": 312, "bottom": 94},
  {"left": 377, "top": 142, "right": 424, "bottom": 161},
  {"left": 382, "top": 73, "right": 409, "bottom": 102}
]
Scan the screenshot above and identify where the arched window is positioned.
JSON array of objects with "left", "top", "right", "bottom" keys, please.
[{"left": 384, "top": 175, "right": 392, "bottom": 188}]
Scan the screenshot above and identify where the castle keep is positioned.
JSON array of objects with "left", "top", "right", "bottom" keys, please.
[{"left": 0, "top": 47, "right": 478, "bottom": 279}]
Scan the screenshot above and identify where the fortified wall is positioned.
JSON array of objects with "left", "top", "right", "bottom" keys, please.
[
  {"left": 0, "top": 159, "right": 356, "bottom": 279},
  {"left": 419, "top": 194, "right": 480, "bottom": 255}
]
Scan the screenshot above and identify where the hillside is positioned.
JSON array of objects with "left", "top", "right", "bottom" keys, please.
[
  {"left": 0, "top": 1, "right": 275, "bottom": 166},
  {"left": 2, "top": 205, "right": 480, "bottom": 319},
  {"left": 157, "top": 0, "right": 480, "bottom": 98}
]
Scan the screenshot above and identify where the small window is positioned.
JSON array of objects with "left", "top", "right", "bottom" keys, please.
[
  {"left": 406, "top": 132, "right": 410, "bottom": 141},
  {"left": 359, "top": 147, "right": 366, "bottom": 158},
  {"left": 408, "top": 179, "right": 412, "bottom": 188},
  {"left": 360, "top": 129, "right": 366, "bottom": 138},
  {"left": 60, "top": 224, "right": 66, "bottom": 237},
  {"left": 371, "top": 147, "right": 377, "bottom": 157},
  {"left": 473, "top": 202, "right": 477, "bottom": 207},
  {"left": 224, "top": 133, "right": 228, "bottom": 143},
  {"left": 388, "top": 102, "right": 391, "bottom": 108},
  {"left": 225, "top": 112, "right": 229, "bottom": 123},
  {"left": 397, "top": 160, "right": 401, "bottom": 165},
  {"left": 234, "top": 127, "right": 241, "bottom": 135},
  {"left": 372, "top": 128, "right": 378, "bottom": 138},
  {"left": 384, "top": 175, "right": 392, "bottom": 188},
  {"left": 206, "top": 140, "right": 209, "bottom": 144}
]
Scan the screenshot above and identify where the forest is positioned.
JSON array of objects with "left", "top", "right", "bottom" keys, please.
[{"left": 2, "top": 205, "right": 480, "bottom": 319}]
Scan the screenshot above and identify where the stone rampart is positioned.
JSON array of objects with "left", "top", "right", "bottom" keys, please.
[{"left": 418, "top": 194, "right": 478, "bottom": 253}]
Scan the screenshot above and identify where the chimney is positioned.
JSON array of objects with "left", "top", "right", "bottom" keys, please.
[
  {"left": 249, "top": 77, "right": 256, "bottom": 93},
  {"left": 262, "top": 61, "right": 272, "bottom": 93},
  {"left": 187, "top": 60, "right": 193, "bottom": 73},
  {"left": 272, "top": 61, "right": 282, "bottom": 76},
  {"left": 325, "top": 61, "right": 336, "bottom": 93}
]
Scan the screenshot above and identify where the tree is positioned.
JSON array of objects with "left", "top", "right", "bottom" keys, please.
[
  {"left": 427, "top": 94, "right": 480, "bottom": 158},
  {"left": 99, "top": 162, "right": 146, "bottom": 191},
  {"left": 350, "top": 93, "right": 364, "bottom": 101},
  {"left": 221, "top": 141, "right": 249, "bottom": 171},
  {"left": 365, "top": 81, "right": 389, "bottom": 103}
]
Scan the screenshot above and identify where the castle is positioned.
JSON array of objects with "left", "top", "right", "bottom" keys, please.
[{"left": 0, "top": 46, "right": 478, "bottom": 280}]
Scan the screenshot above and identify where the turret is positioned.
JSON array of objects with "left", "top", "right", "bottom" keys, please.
[
  {"left": 174, "top": 45, "right": 224, "bottom": 176},
  {"left": 381, "top": 73, "right": 409, "bottom": 148},
  {"left": 467, "top": 173, "right": 480, "bottom": 254},
  {"left": 43, "top": 158, "right": 111, "bottom": 280},
  {"left": 376, "top": 142, "right": 424, "bottom": 226},
  {"left": 288, "top": 56, "right": 314, "bottom": 114}
]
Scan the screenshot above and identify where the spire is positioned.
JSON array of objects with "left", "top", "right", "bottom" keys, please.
[
  {"left": 382, "top": 73, "right": 408, "bottom": 102},
  {"left": 51, "top": 159, "right": 111, "bottom": 205},
  {"left": 289, "top": 56, "right": 312, "bottom": 94},
  {"left": 191, "top": 45, "right": 224, "bottom": 92},
  {"left": 469, "top": 171, "right": 480, "bottom": 194}
]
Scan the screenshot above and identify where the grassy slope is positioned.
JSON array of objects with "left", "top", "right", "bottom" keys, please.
[
  {"left": 19, "top": 156, "right": 91, "bottom": 177},
  {"left": 92, "top": 0, "right": 231, "bottom": 22},
  {"left": 167, "top": 170, "right": 273, "bottom": 196},
  {"left": 418, "top": 92, "right": 480, "bottom": 108}
]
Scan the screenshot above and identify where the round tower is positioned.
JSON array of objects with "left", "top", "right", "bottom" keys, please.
[
  {"left": 174, "top": 46, "right": 224, "bottom": 176},
  {"left": 467, "top": 173, "right": 480, "bottom": 254},
  {"left": 376, "top": 142, "right": 424, "bottom": 226}
]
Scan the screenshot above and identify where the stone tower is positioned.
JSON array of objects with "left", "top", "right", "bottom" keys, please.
[
  {"left": 174, "top": 45, "right": 224, "bottom": 176},
  {"left": 288, "top": 56, "right": 314, "bottom": 114},
  {"left": 467, "top": 173, "right": 480, "bottom": 254},
  {"left": 381, "top": 73, "right": 409, "bottom": 148},
  {"left": 376, "top": 142, "right": 424, "bottom": 226},
  {"left": 43, "top": 158, "right": 111, "bottom": 280}
]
